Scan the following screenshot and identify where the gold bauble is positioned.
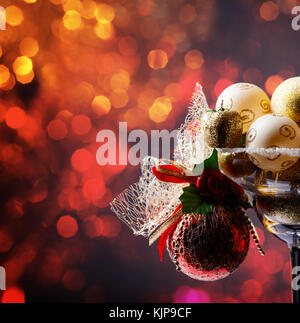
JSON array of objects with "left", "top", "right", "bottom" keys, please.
[
  {"left": 218, "top": 152, "right": 256, "bottom": 178},
  {"left": 202, "top": 110, "right": 243, "bottom": 148},
  {"left": 271, "top": 77, "right": 300, "bottom": 123}
]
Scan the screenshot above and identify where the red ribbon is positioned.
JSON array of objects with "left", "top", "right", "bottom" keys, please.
[
  {"left": 158, "top": 203, "right": 182, "bottom": 262},
  {"left": 152, "top": 164, "right": 197, "bottom": 184},
  {"left": 152, "top": 165, "right": 196, "bottom": 261}
]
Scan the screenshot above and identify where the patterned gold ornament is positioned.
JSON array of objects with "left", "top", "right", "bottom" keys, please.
[
  {"left": 218, "top": 152, "right": 256, "bottom": 178},
  {"left": 271, "top": 77, "right": 300, "bottom": 123},
  {"left": 216, "top": 82, "right": 271, "bottom": 133},
  {"left": 246, "top": 114, "right": 300, "bottom": 172},
  {"left": 202, "top": 109, "right": 243, "bottom": 148}
]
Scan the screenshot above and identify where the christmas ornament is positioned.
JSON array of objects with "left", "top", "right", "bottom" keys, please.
[
  {"left": 111, "top": 84, "right": 264, "bottom": 282},
  {"left": 218, "top": 152, "right": 256, "bottom": 178},
  {"left": 202, "top": 108, "right": 243, "bottom": 148},
  {"left": 271, "top": 77, "right": 300, "bottom": 123},
  {"left": 216, "top": 82, "right": 271, "bottom": 133},
  {"left": 150, "top": 149, "right": 263, "bottom": 280},
  {"left": 167, "top": 205, "right": 250, "bottom": 281},
  {"left": 246, "top": 114, "right": 300, "bottom": 172}
]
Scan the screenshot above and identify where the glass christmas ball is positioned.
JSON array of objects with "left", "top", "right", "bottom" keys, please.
[{"left": 167, "top": 205, "right": 250, "bottom": 281}]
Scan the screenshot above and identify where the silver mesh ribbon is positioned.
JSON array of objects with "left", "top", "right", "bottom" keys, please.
[{"left": 110, "top": 83, "right": 213, "bottom": 238}]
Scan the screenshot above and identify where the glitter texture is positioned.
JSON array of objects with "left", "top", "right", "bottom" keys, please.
[{"left": 202, "top": 110, "right": 243, "bottom": 148}]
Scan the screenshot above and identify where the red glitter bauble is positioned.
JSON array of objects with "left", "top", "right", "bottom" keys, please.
[{"left": 167, "top": 205, "right": 250, "bottom": 281}]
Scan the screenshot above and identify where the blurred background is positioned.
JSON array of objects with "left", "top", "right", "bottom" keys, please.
[{"left": 0, "top": 0, "right": 299, "bottom": 303}]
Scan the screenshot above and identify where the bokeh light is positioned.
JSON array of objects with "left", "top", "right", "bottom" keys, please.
[
  {"left": 100, "top": 215, "right": 121, "bottom": 238},
  {"left": 5, "top": 106, "right": 26, "bottom": 129},
  {"left": 71, "top": 149, "right": 94, "bottom": 172},
  {"left": 82, "top": 177, "right": 106, "bottom": 202},
  {"left": 185, "top": 50, "right": 204, "bottom": 69},
  {"left": 0, "top": 65, "right": 10, "bottom": 87},
  {"left": 214, "top": 79, "right": 233, "bottom": 98},
  {"left": 173, "top": 286, "right": 210, "bottom": 303},
  {"left": 260, "top": 1, "right": 280, "bottom": 21},
  {"left": 240, "top": 279, "right": 262, "bottom": 302},
  {"left": 56, "top": 215, "right": 78, "bottom": 238},
  {"left": 16, "top": 70, "right": 35, "bottom": 84},
  {"left": 13, "top": 56, "right": 33, "bottom": 76},
  {"left": 71, "top": 115, "right": 92, "bottom": 135},
  {"left": 110, "top": 90, "right": 128, "bottom": 109},
  {"left": 96, "top": 3, "right": 115, "bottom": 23},
  {"left": 92, "top": 95, "right": 111, "bottom": 115},
  {"left": 94, "top": 21, "right": 114, "bottom": 39},
  {"left": 0, "top": 230, "right": 13, "bottom": 253},
  {"left": 179, "top": 5, "right": 197, "bottom": 24},
  {"left": 6, "top": 6, "right": 24, "bottom": 26},
  {"left": 47, "top": 119, "right": 68, "bottom": 140},
  {"left": 19, "top": 37, "right": 39, "bottom": 57},
  {"left": 63, "top": 10, "right": 82, "bottom": 30},
  {"left": 149, "top": 96, "right": 172, "bottom": 123},
  {"left": 265, "top": 74, "right": 284, "bottom": 95},
  {"left": 147, "top": 50, "right": 169, "bottom": 70},
  {"left": 83, "top": 215, "right": 103, "bottom": 238}
]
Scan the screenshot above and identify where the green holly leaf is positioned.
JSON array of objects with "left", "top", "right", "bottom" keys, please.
[
  {"left": 192, "top": 149, "right": 219, "bottom": 176},
  {"left": 198, "top": 201, "right": 214, "bottom": 214},
  {"left": 179, "top": 184, "right": 213, "bottom": 215},
  {"left": 204, "top": 149, "right": 219, "bottom": 171}
]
